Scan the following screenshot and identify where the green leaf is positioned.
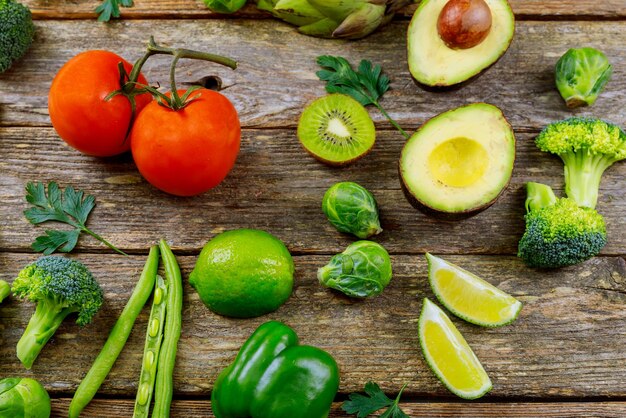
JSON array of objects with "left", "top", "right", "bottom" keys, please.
[
  {"left": 379, "top": 404, "right": 410, "bottom": 418},
  {"left": 315, "top": 55, "right": 390, "bottom": 107},
  {"left": 23, "top": 182, "right": 126, "bottom": 256},
  {"left": 61, "top": 186, "right": 96, "bottom": 225},
  {"left": 96, "top": 0, "right": 134, "bottom": 22},
  {"left": 342, "top": 382, "right": 409, "bottom": 418},
  {"left": 32, "top": 229, "right": 81, "bottom": 255},
  {"left": 316, "top": 55, "right": 409, "bottom": 139}
]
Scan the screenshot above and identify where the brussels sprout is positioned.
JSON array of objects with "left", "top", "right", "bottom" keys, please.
[
  {"left": 318, "top": 241, "right": 392, "bottom": 298},
  {"left": 555, "top": 47, "right": 612, "bottom": 108},
  {"left": 0, "top": 377, "right": 51, "bottom": 418},
  {"left": 322, "top": 182, "right": 382, "bottom": 239},
  {"left": 203, "top": 0, "right": 247, "bottom": 14}
]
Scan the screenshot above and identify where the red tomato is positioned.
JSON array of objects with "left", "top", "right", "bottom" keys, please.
[
  {"left": 130, "top": 89, "right": 241, "bottom": 197},
  {"left": 48, "top": 50, "right": 152, "bottom": 157}
]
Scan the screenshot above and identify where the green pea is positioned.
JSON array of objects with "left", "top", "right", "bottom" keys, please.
[{"left": 133, "top": 275, "right": 168, "bottom": 418}]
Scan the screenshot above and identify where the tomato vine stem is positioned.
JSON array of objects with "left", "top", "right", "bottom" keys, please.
[{"left": 118, "top": 37, "right": 238, "bottom": 111}]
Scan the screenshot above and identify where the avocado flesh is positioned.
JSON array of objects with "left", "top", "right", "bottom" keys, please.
[
  {"left": 399, "top": 103, "right": 515, "bottom": 217},
  {"left": 407, "top": 0, "right": 515, "bottom": 87}
]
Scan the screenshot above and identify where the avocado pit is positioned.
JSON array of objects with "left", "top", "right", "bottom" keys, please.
[{"left": 437, "top": 0, "right": 492, "bottom": 49}]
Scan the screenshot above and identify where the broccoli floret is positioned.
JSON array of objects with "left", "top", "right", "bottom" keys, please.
[
  {"left": 0, "top": 0, "right": 34, "bottom": 73},
  {"left": 536, "top": 117, "right": 626, "bottom": 209},
  {"left": 518, "top": 182, "right": 607, "bottom": 269},
  {"left": 11, "top": 256, "right": 103, "bottom": 369}
]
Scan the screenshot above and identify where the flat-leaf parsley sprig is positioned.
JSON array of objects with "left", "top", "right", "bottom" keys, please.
[
  {"left": 96, "top": 0, "right": 134, "bottom": 22},
  {"left": 316, "top": 55, "right": 410, "bottom": 140},
  {"left": 342, "top": 381, "right": 410, "bottom": 418},
  {"left": 24, "top": 181, "right": 127, "bottom": 256}
]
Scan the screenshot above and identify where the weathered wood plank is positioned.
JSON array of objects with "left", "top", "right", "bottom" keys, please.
[
  {"left": 48, "top": 399, "right": 626, "bottom": 418},
  {"left": 1, "top": 253, "right": 625, "bottom": 398},
  {"left": 1, "top": 20, "right": 624, "bottom": 129},
  {"left": 21, "top": 0, "right": 626, "bottom": 20},
  {"left": 1, "top": 128, "right": 624, "bottom": 255}
]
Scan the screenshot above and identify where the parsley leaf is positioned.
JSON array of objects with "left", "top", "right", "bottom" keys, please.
[
  {"left": 95, "top": 0, "right": 134, "bottom": 22},
  {"left": 342, "top": 381, "right": 410, "bottom": 418},
  {"left": 316, "top": 55, "right": 409, "bottom": 139},
  {"left": 24, "top": 181, "right": 127, "bottom": 256}
]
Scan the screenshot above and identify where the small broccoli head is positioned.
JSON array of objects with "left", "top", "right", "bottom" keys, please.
[
  {"left": 12, "top": 256, "right": 103, "bottom": 368},
  {"left": 0, "top": 0, "right": 35, "bottom": 73},
  {"left": 535, "top": 118, "right": 626, "bottom": 209},
  {"left": 12, "top": 256, "right": 103, "bottom": 325},
  {"left": 518, "top": 197, "right": 607, "bottom": 268}
]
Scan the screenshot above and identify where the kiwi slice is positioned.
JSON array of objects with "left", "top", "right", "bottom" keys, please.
[{"left": 297, "top": 94, "right": 376, "bottom": 165}]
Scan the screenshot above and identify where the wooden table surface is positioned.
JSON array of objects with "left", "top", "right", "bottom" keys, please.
[{"left": 1, "top": 1, "right": 625, "bottom": 417}]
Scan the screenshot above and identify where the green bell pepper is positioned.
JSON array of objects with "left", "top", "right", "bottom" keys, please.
[{"left": 212, "top": 321, "right": 340, "bottom": 418}]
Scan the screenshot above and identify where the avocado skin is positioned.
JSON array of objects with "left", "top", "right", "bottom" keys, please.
[
  {"left": 409, "top": 55, "right": 505, "bottom": 92},
  {"left": 406, "top": 0, "right": 516, "bottom": 88},
  {"left": 398, "top": 163, "right": 510, "bottom": 220},
  {"left": 397, "top": 102, "right": 515, "bottom": 220}
]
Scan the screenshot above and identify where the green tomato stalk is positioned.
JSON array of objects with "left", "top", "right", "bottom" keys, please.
[
  {"left": 123, "top": 37, "right": 237, "bottom": 111},
  {"left": 555, "top": 47, "right": 612, "bottom": 108}
]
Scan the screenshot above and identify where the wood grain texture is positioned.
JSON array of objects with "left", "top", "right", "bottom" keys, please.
[
  {"left": 21, "top": 0, "right": 626, "bottom": 19},
  {"left": 48, "top": 399, "right": 626, "bottom": 417},
  {"left": 1, "top": 253, "right": 625, "bottom": 398},
  {"left": 1, "top": 20, "right": 624, "bottom": 130},
  {"left": 1, "top": 128, "right": 625, "bottom": 255}
]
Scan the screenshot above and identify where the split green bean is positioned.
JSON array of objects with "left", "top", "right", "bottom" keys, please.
[
  {"left": 133, "top": 275, "right": 167, "bottom": 418},
  {"left": 152, "top": 239, "right": 183, "bottom": 418},
  {"left": 68, "top": 246, "right": 160, "bottom": 418}
]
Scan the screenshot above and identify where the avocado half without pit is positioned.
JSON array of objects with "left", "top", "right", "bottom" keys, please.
[
  {"left": 407, "top": 0, "right": 515, "bottom": 87},
  {"left": 399, "top": 103, "right": 515, "bottom": 219}
]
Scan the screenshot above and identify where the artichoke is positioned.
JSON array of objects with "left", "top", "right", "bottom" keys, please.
[{"left": 256, "top": 0, "right": 411, "bottom": 39}]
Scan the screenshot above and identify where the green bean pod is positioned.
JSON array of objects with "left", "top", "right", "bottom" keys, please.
[
  {"left": 152, "top": 239, "right": 183, "bottom": 418},
  {"left": 68, "top": 246, "right": 160, "bottom": 418},
  {"left": 133, "top": 275, "right": 168, "bottom": 418},
  {"left": 0, "top": 280, "right": 10, "bottom": 303}
]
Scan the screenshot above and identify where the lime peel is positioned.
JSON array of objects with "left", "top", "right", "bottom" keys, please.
[
  {"left": 418, "top": 298, "right": 492, "bottom": 400},
  {"left": 426, "top": 253, "right": 522, "bottom": 327}
]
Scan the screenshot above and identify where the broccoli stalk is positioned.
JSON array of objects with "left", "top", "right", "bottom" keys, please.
[
  {"left": 525, "top": 181, "right": 557, "bottom": 212},
  {"left": 16, "top": 296, "right": 78, "bottom": 369},
  {"left": 535, "top": 118, "right": 626, "bottom": 209},
  {"left": 12, "top": 256, "right": 103, "bottom": 369}
]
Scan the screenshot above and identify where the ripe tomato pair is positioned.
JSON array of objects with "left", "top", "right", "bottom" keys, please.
[{"left": 48, "top": 49, "right": 241, "bottom": 196}]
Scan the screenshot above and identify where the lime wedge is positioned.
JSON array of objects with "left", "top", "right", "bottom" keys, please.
[
  {"left": 426, "top": 253, "right": 522, "bottom": 327},
  {"left": 418, "top": 298, "right": 492, "bottom": 399}
]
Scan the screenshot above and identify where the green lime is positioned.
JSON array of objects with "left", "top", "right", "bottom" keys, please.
[{"left": 189, "top": 229, "right": 294, "bottom": 318}]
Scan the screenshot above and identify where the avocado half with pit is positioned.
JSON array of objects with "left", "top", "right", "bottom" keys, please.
[
  {"left": 407, "top": 0, "right": 515, "bottom": 87},
  {"left": 399, "top": 103, "right": 515, "bottom": 219}
]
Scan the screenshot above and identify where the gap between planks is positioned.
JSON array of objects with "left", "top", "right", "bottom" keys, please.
[{"left": 47, "top": 399, "right": 626, "bottom": 417}]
